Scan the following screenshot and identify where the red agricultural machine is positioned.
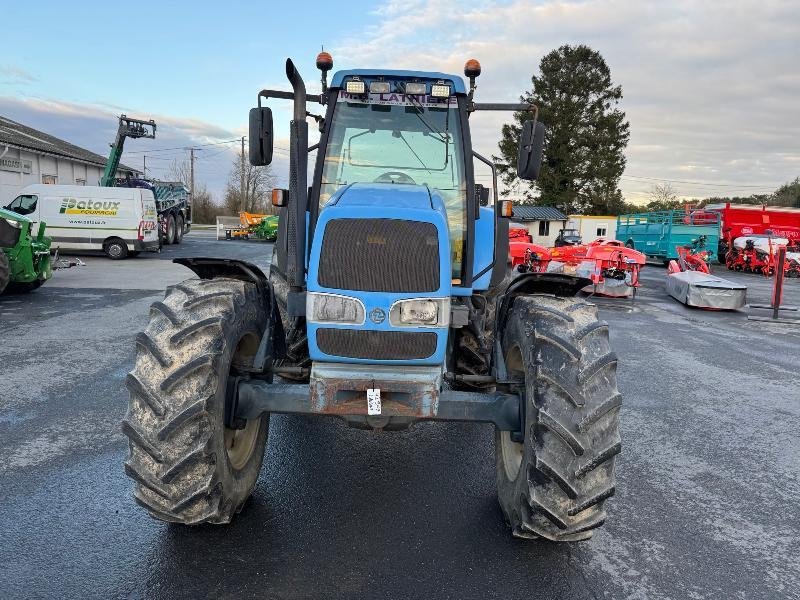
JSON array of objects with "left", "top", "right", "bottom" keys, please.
[
  {"left": 508, "top": 227, "right": 550, "bottom": 273},
  {"left": 550, "top": 239, "right": 646, "bottom": 297},
  {"left": 725, "top": 235, "right": 800, "bottom": 277},
  {"left": 668, "top": 236, "right": 712, "bottom": 275},
  {"left": 509, "top": 228, "right": 646, "bottom": 297}
]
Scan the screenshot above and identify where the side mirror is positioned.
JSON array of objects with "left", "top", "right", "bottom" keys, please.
[
  {"left": 517, "top": 120, "right": 545, "bottom": 180},
  {"left": 474, "top": 184, "right": 490, "bottom": 206},
  {"left": 249, "top": 107, "right": 273, "bottom": 166}
]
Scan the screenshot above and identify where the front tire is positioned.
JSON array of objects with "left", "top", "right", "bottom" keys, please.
[
  {"left": 104, "top": 238, "right": 128, "bottom": 260},
  {"left": 123, "top": 277, "right": 270, "bottom": 524},
  {"left": 496, "top": 295, "right": 621, "bottom": 541}
]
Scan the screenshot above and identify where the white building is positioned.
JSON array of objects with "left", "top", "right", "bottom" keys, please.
[
  {"left": 0, "top": 115, "right": 140, "bottom": 206},
  {"left": 510, "top": 205, "right": 568, "bottom": 246},
  {"left": 566, "top": 214, "right": 618, "bottom": 243}
]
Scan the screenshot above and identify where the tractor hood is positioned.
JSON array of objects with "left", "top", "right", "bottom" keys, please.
[{"left": 330, "top": 182, "right": 445, "bottom": 213}]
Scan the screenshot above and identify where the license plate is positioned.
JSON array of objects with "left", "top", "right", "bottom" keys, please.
[{"left": 367, "top": 388, "right": 381, "bottom": 415}]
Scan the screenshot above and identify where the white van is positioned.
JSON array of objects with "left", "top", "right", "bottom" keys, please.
[{"left": 4, "top": 184, "right": 159, "bottom": 259}]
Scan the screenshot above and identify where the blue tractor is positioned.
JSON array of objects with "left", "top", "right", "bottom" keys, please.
[{"left": 123, "top": 54, "right": 621, "bottom": 541}]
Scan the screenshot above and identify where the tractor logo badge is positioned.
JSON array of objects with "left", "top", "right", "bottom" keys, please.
[{"left": 369, "top": 308, "right": 386, "bottom": 324}]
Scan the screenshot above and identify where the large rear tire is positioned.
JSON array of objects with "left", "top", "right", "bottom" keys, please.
[
  {"left": 123, "top": 277, "right": 270, "bottom": 524},
  {"left": 496, "top": 295, "right": 621, "bottom": 541},
  {"left": 175, "top": 214, "right": 184, "bottom": 244},
  {"left": 0, "top": 252, "right": 9, "bottom": 294},
  {"left": 166, "top": 214, "right": 177, "bottom": 245}
]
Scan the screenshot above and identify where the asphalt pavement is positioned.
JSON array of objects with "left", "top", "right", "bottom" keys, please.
[{"left": 1, "top": 231, "right": 798, "bottom": 599}]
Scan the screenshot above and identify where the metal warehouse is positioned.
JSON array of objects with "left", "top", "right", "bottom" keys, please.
[{"left": 0, "top": 115, "right": 140, "bottom": 206}]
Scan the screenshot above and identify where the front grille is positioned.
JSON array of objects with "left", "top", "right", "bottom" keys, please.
[
  {"left": 319, "top": 219, "right": 439, "bottom": 292},
  {"left": 317, "top": 328, "right": 437, "bottom": 360}
]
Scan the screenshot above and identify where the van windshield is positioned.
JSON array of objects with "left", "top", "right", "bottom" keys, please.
[{"left": 6, "top": 194, "right": 37, "bottom": 216}]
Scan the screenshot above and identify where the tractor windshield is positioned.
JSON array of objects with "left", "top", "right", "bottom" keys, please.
[{"left": 320, "top": 91, "right": 467, "bottom": 280}]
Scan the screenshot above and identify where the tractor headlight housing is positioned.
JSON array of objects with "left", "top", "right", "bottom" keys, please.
[
  {"left": 345, "top": 79, "right": 366, "bottom": 95},
  {"left": 307, "top": 293, "right": 365, "bottom": 325},
  {"left": 389, "top": 298, "right": 450, "bottom": 327},
  {"left": 404, "top": 82, "right": 427, "bottom": 96},
  {"left": 430, "top": 83, "right": 451, "bottom": 98},
  {"left": 3, "top": 218, "right": 22, "bottom": 229}
]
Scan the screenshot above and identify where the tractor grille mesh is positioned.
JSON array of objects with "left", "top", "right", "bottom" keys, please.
[
  {"left": 317, "top": 329, "right": 437, "bottom": 360},
  {"left": 318, "top": 219, "right": 439, "bottom": 292}
]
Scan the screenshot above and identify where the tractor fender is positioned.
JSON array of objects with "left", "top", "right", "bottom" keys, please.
[
  {"left": 173, "top": 257, "right": 286, "bottom": 372},
  {"left": 492, "top": 272, "right": 592, "bottom": 383}
]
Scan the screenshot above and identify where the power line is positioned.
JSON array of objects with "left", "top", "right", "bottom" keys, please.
[
  {"left": 124, "top": 138, "right": 242, "bottom": 155},
  {"left": 620, "top": 174, "right": 778, "bottom": 189}
]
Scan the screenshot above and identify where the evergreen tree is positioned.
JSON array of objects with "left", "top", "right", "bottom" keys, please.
[{"left": 498, "top": 44, "right": 630, "bottom": 215}]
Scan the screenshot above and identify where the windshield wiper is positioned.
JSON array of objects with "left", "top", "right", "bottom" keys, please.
[
  {"left": 396, "top": 131, "right": 431, "bottom": 173},
  {"left": 399, "top": 83, "right": 449, "bottom": 143}
]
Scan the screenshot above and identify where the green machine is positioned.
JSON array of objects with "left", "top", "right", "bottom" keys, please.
[{"left": 0, "top": 208, "right": 53, "bottom": 294}]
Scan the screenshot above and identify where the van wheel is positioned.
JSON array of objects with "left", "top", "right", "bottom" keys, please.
[
  {"left": 105, "top": 238, "right": 129, "bottom": 260},
  {"left": 166, "top": 214, "right": 177, "bottom": 245},
  {"left": 175, "top": 215, "right": 184, "bottom": 244}
]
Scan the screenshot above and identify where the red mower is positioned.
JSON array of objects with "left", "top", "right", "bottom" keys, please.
[{"left": 668, "top": 236, "right": 712, "bottom": 275}]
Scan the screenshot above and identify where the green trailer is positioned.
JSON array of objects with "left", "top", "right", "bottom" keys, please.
[
  {"left": 616, "top": 210, "right": 721, "bottom": 263},
  {"left": 0, "top": 208, "right": 53, "bottom": 294}
]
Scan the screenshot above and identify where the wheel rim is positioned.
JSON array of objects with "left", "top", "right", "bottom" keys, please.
[
  {"left": 224, "top": 331, "right": 262, "bottom": 471},
  {"left": 500, "top": 430, "right": 523, "bottom": 481},
  {"left": 500, "top": 343, "right": 525, "bottom": 481},
  {"left": 109, "top": 244, "right": 122, "bottom": 258},
  {"left": 224, "top": 419, "right": 260, "bottom": 471}
]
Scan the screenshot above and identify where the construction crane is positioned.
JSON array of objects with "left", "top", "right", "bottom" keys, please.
[{"left": 100, "top": 115, "right": 156, "bottom": 187}]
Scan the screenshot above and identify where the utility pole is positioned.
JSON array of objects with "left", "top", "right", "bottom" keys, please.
[
  {"left": 143, "top": 155, "right": 146, "bottom": 178},
  {"left": 240, "top": 136, "right": 245, "bottom": 207},
  {"left": 189, "top": 147, "right": 195, "bottom": 203}
]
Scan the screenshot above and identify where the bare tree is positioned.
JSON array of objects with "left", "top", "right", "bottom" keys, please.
[
  {"left": 649, "top": 182, "right": 677, "bottom": 204},
  {"left": 167, "top": 158, "right": 191, "bottom": 186},
  {"left": 223, "top": 150, "right": 277, "bottom": 214},
  {"left": 646, "top": 182, "right": 683, "bottom": 211}
]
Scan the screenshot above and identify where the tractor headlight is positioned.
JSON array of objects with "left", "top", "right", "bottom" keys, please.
[
  {"left": 345, "top": 79, "right": 366, "bottom": 95},
  {"left": 430, "top": 84, "right": 451, "bottom": 98},
  {"left": 389, "top": 298, "right": 450, "bottom": 327},
  {"left": 307, "top": 293, "right": 365, "bottom": 325},
  {"left": 404, "top": 82, "right": 427, "bottom": 96},
  {"left": 3, "top": 218, "right": 22, "bottom": 229},
  {"left": 369, "top": 81, "right": 391, "bottom": 94}
]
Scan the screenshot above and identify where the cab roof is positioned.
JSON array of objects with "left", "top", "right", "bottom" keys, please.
[{"left": 330, "top": 69, "right": 466, "bottom": 94}]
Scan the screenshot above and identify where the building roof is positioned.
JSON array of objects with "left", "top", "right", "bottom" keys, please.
[
  {"left": 0, "top": 115, "right": 139, "bottom": 174},
  {"left": 511, "top": 205, "right": 567, "bottom": 222},
  {"left": 568, "top": 214, "right": 617, "bottom": 220}
]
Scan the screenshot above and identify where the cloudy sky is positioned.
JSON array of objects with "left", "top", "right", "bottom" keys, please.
[{"left": 1, "top": 0, "right": 798, "bottom": 204}]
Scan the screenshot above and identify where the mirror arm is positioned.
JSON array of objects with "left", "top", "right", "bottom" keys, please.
[
  {"left": 473, "top": 103, "right": 538, "bottom": 119},
  {"left": 308, "top": 143, "right": 319, "bottom": 152},
  {"left": 258, "top": 89, "right": 325, "bottom": 107}
]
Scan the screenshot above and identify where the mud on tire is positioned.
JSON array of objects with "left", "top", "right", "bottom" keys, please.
[
  {"left": 496, "top": 295, "right": 621, "bottom": 541},
  {"left": 123, "top": 277, "right": 270, "bottom": 524}
]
